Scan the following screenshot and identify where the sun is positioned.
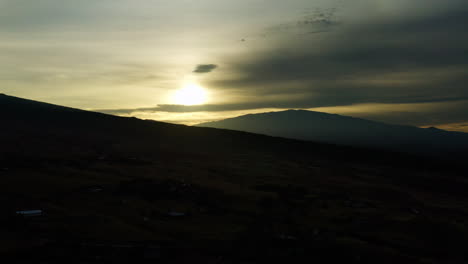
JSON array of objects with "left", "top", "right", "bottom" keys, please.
[{"left": 173, "top": 83, "right": 208, "bottom": 105}]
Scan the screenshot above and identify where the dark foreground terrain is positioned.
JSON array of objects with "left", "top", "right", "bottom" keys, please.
[{"left": 1, "top": 94, "right": 468, "bottom": 263}]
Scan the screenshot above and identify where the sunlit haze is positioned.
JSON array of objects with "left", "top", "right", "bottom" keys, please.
[
  {"left": 1, "top": 0, "right": 467, "bottom": 131},
  {"left": 173, "top": 83, "right": 208, "bottom": 106}
]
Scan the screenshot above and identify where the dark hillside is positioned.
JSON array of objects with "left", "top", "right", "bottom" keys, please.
[{"left": 1, "top": 94, "right": 468, "bottom": 263}]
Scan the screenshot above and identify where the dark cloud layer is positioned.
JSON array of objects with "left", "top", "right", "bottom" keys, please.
[
  {"left": 207, "top": 8, "right": 468, "bottom": 108},
  {"left": 193, "top": 64, "right": 218, "bottom": 73}
]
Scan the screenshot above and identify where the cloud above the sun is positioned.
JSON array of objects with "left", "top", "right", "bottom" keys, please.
[{"left": 193, "top": 64, "right": 218, "bottom": 74}]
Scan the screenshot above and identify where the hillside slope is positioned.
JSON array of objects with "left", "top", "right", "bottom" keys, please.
[
  {"left": 1, "top": 94, "right": 468, "bottom": 263},
  {"left": 198, "top": 109, "right": 468, "bottom": 156}
]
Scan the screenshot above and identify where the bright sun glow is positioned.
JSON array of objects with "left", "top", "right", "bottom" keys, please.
[{"left": 173, "top": 83, "right": 208, "bottom": 105}]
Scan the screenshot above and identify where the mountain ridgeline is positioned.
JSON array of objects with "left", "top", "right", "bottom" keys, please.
[
  {"left": 198, "top": 110, "right": 468, "bottom": 157},
  {"left": 2, "top": 94, "right": 468, "bottom": 263},
  {"left": 0, "top": 94, "right": 342, "bottom": 159}
]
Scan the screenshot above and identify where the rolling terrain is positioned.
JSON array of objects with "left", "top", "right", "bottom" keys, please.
[
  {"left": 198, "top": 110, "right": 468, "bottom": 157},
  {"left": 1, "top": 94, "right": 468, "bottom": 263}
]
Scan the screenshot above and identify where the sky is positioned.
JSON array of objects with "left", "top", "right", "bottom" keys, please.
[{"left": 1, "top": 0, "right": 468, "bottom": 131}]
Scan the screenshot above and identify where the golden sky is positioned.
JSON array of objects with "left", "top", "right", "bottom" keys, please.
[{"left": 1, "top": 0, "right": 468, "bottom": 132}]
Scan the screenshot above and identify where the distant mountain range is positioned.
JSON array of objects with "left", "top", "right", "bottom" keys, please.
[
  {"left": 2, "top": 92, "right": 467, "bottom": 159},
  {"left": 198, "top": 110, "right": 468, "bottom": 156}
]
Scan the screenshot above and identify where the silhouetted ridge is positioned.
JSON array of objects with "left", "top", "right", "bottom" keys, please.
[
  {"left": 198, "top": 110, "right": 468, "bottom": 157},
  {"left": 0, "top": 94, "right": 341, "bottom": 159},
  {"left": 2, "top": 94, "right": 452, "bottom": 167}
]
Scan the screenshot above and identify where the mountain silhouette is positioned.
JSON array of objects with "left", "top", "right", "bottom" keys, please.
[
  {"left": 0, "top": 94, "right": 328, "bottom": 157},
  {"left": 2, "top": 94, "right": 468, "bottom": 263},
  {"left": 198, "top": 109, "right": 468, "bottom": 157}
]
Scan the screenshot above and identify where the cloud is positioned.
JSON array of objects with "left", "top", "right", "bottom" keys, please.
[
  {"left": 3, "top": 0, "right": 468, "bottom": 131},
  {"left": 182, "top": 6, "right": 468, "bottom": 129},
  {"left": 98, "top": 7, "right": 468, "bottom": 128},
  {"left": 295, "top": 7, "right": 341, "bottom": 33},
  {"left": 262, "top": 7, "right": 341, "bottom": 37},
  {"left": 329, "top": 100, "right": 468, "bottom": 127},
  {"left": 193, "top": 64, "right": 218, "bottom": 73},
  {"left": 207, "top": 8, "right": 468, "bottom": 106},
  {"left": 96, "top": 102, "right": 278, "bottom": 115},
  {"left": 95, "top": 99, "right": 468, "bottom": 130}
]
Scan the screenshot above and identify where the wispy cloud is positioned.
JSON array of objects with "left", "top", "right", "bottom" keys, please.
[{"left": 264, "top": 7, "right": 341, "bottom": 36}]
